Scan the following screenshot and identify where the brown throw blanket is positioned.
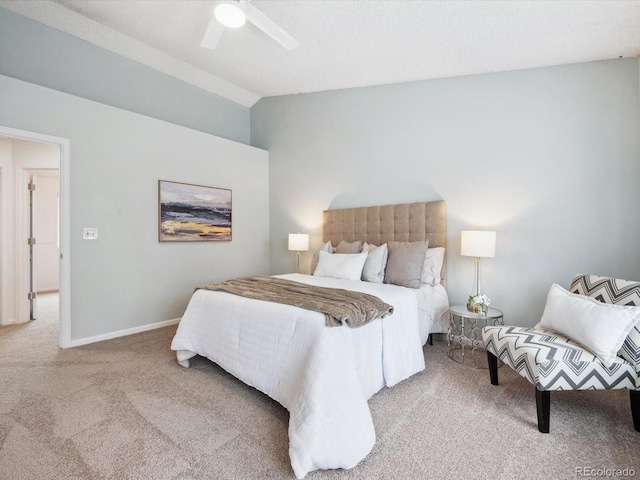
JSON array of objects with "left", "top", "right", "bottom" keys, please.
[{"left": 199, "top": 275, "right": 394, "bottom": 328}]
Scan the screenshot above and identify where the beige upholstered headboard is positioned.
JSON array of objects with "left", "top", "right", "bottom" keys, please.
[{"left": 323, "top": 201, "right": 447, "bottom": 279}]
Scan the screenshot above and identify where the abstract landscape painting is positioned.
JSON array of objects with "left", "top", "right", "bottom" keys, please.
[{"left": 159, "top": 180, "right": 232, "bottom": 242}]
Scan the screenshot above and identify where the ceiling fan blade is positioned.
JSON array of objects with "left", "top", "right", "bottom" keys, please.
[
  {"left": 243, "top": 1, "right": 299, "bottom": 51},
  {"left": 201, "top": 19, "right": 225, "bottom": 50}
]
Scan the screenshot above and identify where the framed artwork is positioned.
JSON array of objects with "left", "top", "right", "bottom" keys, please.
[{"left": 158, "top": 180, "right": 232, "bottom": 242}]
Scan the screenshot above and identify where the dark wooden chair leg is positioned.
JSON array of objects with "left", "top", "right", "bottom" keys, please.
[
  {"left": 536, "top": 389, "right": 550, "bottom": 433},
  {"left": 428, "top": 333, "right": 433, "bottom": 346},
  {"left": 631, "top": 390, "right": 640, "bottom": 432},
  {"left": 487, "top": 351, "right": 499, "bottom": 385}
]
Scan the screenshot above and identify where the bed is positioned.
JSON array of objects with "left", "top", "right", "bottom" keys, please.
[{"left": 170, "top": 201, "right": 448, "bottom": 478}]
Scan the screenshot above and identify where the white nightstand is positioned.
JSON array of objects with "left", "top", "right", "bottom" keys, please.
[{"left": 448, "top": 304, "right": 504, "bottom": 368}]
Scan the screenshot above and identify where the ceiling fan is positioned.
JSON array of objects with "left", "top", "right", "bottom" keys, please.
[{"left": 201, "top": 0, "right": 299, "bottom": 51}]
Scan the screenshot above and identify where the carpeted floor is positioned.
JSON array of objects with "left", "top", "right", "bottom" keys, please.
[{"left": 1, "top": 303, "right": 639, "bottom": 480}]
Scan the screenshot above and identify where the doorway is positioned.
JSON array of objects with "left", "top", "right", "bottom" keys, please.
[{"left": 0, "top": 126, "right": 70, "bottom": 348}]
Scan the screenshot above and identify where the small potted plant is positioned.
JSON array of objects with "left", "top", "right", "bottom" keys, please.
[{"left": 467, "top": 294, "right": 491, "bottom": 315}]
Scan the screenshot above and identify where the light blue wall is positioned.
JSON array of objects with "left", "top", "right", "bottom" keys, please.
[
  {"left": 0, "top": 74, "right": 269, "bottom": 342},
  {"left": 251, "top": 59, "right": 640, "bottom": 327},
  {"left": 0, "top": 6, "right": 250, "bottom": 145}
]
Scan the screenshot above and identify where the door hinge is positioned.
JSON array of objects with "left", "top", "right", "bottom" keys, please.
[
  {"left": 28, "top": 237, "right": 36, "bottom": 245},
  {"left": 28, "top": 291, "right": 37, "bottom": 300},
  {"left": 28, "top": 182, "right": 36, "bottom": 191}
]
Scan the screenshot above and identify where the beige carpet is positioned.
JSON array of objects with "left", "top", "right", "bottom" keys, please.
[{"left": 1, "top": 305, "right": 639, "bottom": 480}]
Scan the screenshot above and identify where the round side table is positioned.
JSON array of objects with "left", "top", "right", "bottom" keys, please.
[{"left": 448, "top": 305, "right": 504, "bottom": 369}]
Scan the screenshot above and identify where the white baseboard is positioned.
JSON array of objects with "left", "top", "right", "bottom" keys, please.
[{"left": 67, "top": 317, "right": 181, "bottom": 348}]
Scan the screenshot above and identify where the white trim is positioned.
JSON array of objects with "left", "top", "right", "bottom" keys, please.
[
  {"left": 59, "top": 139, "right": 71, "bottom": 348},
  {"left": 67, "top": 318, "right": 181, "bottom": 348},
  {"left": 15, "top": 166, "right": 31, "bottom": 323},
  {"left": 0, "top": 126, "right": 71, "bottom": 348},
  {"left": 0, "top": 162, "right": 11, "bottom": 325}
]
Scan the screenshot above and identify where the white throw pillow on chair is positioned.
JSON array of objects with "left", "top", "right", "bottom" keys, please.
[{"left": 537, "top": 284, "right": 640, "bottom": 366}]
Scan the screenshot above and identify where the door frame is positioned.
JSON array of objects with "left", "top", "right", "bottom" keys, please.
[{"left": 0, "top": 125, "right": 71, "bottom": 348}]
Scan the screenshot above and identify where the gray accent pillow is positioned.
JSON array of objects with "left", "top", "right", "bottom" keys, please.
[
  {"left": 335, "top": 240, "right": 362, "bottom": 254},
  {"left": 384, "top": 240, "right": 429, "bottom": 289}
]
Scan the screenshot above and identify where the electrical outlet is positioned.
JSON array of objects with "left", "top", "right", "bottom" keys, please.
[{"left": 83, "top": 228, "right": 98, "bottom": 240}]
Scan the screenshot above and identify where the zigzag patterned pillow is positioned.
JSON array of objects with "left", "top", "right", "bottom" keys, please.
[{"left": 570, "top": 274, "right": 640, "bottom": 373}]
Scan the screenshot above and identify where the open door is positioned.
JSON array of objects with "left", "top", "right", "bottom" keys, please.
[{"left": 28, "top": 174, "right": 60, "bottom": 321}]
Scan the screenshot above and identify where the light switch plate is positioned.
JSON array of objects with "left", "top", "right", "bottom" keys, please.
[{"left": 83, "top": 227, "right": 98, "bottom": 240}]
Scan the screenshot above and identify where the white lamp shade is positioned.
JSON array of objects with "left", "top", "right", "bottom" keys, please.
[
  {"left": 288, "top": 233, "right": 309, "bottom": 251},
  {"left": 461, "top": 231, "right": 496, "bottom": 258}
]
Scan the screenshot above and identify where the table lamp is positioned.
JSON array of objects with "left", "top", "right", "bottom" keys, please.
[
  {"left": 288, "top": 233, "right": 309, "bottom": 273},
  {"left": 461, "top": 230, "right": 496, "bottom": 309}
]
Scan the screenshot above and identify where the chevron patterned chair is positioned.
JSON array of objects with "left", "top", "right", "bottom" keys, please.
[{"left": 482, "top": 274, "right": 640, "bottom": 433}]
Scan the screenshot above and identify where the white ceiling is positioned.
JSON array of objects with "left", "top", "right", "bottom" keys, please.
[{"left": 3, "top": 0, "right": 640, "bottom": 108}]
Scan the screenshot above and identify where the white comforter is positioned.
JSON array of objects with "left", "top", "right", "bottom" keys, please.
[{"left": 171, "top": 274, "right": 426, "bottom": 478}]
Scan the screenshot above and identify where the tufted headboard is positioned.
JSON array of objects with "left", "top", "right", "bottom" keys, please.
[{"left": 322, "top": 201, "right": 447, "bottom": 279}]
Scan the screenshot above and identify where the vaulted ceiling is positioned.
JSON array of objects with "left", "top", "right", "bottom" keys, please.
[{"left": 3, "top": 0, "right": 640, "bottom": 107}]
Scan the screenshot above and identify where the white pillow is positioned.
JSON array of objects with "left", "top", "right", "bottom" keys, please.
[
  {"left": 313, "top": 250, "right": 368, "bottom": 281},
  {"left": 361, "top": 243, "right": 388, "bottom": 283},
  {"left": 310, "top": 240, "right": 335, "bottom": 273},
  {"left": 421, "top": 247, "right": 445, "bottom": 286},
  {"left": 537, "top": 284, "right": 640, "bottom": 366}
]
